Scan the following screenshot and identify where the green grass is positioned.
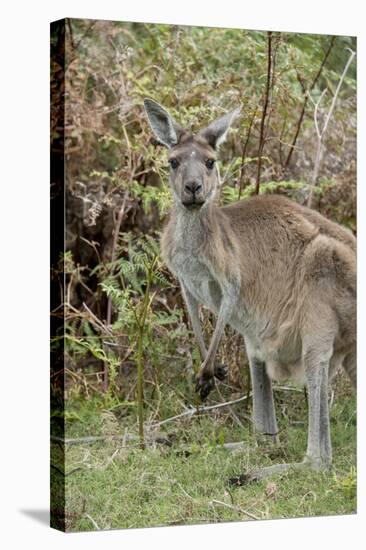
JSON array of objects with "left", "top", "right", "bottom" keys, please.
[{"left": 59, "top": 375, "right": 356, "bottom": 532}]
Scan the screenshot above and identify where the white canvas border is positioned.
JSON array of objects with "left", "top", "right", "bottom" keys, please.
[{"left": 0, "top": 1, "right": 364, "bottom": 549}]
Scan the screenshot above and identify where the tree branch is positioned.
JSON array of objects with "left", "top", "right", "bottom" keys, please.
[
  {"left": 238, "top": 109, "right": 256, "bottom": 199},
  {"left": 210, "top": 499, "right": 260, "bottom": 521},
  {"left": 285, "top": 36, "right": 336, "bottom": 168},
  {"left": 307, "top": 48, "right": 355, "bottom": 207},
  {"left": 150, "top": 394, "right": 252, "bottom": 428},
  {"left": 254, "top": 31, "right": 273, "bottom": 195}
]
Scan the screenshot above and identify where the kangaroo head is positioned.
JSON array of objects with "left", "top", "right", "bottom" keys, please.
[{"left": 144, "top": 99, "right": 241, "bottom": 210}]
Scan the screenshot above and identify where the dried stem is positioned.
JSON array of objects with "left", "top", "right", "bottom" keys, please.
[
  {"left": 238, "top": 110, "right": 256, "bottom": 199},
  {"left": 84, "top": 513, "right": 101, "bottom": 530},
  {"left": 103, "top": 192, "right": 129, "bottom": 392},
  {"left": 106, "top": 193, "right": 129, "bottom": 328},
  {"left": 82, "top": 302, "right": 113, "bottom": 336},
  {"left": 210, "top": 499, "right": 260, "bottom": 521},
  {"left": 285, "top": 36, "right": 336, "bottom": 168},
  {"left": 255, "top": 31, "right": 273, "bottom": 195},
  {"left": 307, "top": 48, "right": 355, "bottom": 207},
  {"left": 150, "top": 394, "right": 252, "bottom": 428}
]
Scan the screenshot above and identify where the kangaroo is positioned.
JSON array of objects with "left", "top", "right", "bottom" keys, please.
[{"left": 144, "top": 98, "right": 356, "bottom": 480}]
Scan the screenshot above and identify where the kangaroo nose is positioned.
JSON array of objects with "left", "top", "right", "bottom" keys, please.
[{"left": 185, "top": 182, "right": 202, "bottom": 195}]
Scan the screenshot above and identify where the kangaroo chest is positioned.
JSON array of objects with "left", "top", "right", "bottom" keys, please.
[{"left": 168, "top": 245, "right": 222, "bottom": 314}]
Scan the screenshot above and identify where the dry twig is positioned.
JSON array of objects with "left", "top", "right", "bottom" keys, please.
[
  {"left": 85, "top": 513, "right": 100, "bottom": 531},
  {"left": 210, "top": 499, "right": 260, "bottom": 520},
  {"left": 307, "top": 48, "right": 355, "bottom": 207},
  {"left": 255, "top": 31, "right": 273, "bottom": 195},
  {"left": 285, "top": 36, "right": 336, "bottom": 168},
  {"left": 150, "top": 394, "right": 252, "bottom": 429}
]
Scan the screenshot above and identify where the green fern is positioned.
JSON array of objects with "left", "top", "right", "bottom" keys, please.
[{"left": 131, "top": 180, "right": 172, "bottom": 217}]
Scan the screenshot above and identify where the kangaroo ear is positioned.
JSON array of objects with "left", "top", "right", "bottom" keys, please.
[
  {"left": 199, "top": 106, "right": 241, "bottom": 149},
  {"left": 144, "top": 99, "right": 184, "bottom": 148}
]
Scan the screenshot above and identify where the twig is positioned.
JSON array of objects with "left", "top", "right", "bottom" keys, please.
[
  {"left": 222, "top": 441, "right": 247, "bottom": 452},
  {"left": 285, "top": 36, "right": 336, "bottom": 168},
  {"left": 96, "top": 447, "right": 121, "bottom": 471},
  {"left": 107, "top": 197, "right": 129, "bottom": 323},
  {"left": 177, "top": 483, "right": 196, "bottom": 501},
  {"left": 278, "top": 113, "right": 288, "bottom": 166},
  {"left": 50, "top": 464, "right": 83, "bottom": 477},
  {"left": 51, "top": 433, "right": 171, "bottom": 447},
  {"left": 74, "top": 21, "right": 97, "bottom": 52},
  {"left": 150, "top": 394, "right": 252, "bottom": 428},
  {"left": 307, "top": 48, "right": 355, "bottom": 207},
  {"left": 82, "top": 302, "right": 113, "bottom": 336},
  {"left": 65, "top": 20, "right": 97, "bottom": 69},
  {"left": 261, "top": 34, "right": 281, "bottom": 146},
  {"left": 51, "top": 434, "right": 137, "bottom": 446},
  {"left": 210, "top": 499, "right": 260, "bottom": 521},
  {"left": 329, "top": 389, "right": 335, "bottom": 410},
  {"left": 310, "top": 88, "right": 328, "bottom": 140},
  {"left": 216, "top": 386, "right": 247, "bottom": 428},
  {"left": 102, "top": 341, "right": 134, "bottom": 365},
  {"left": 65, "top": 367, "right": 100, "bottom": 394},
  {"left": 66, "top": 18, "right": 75, "bottom": 49},
  {"left": 104, "top": 192, "right": 129, "bottom": 391},
  {"left": 238, "top": 109, "right": 256, "bottom": 199},
  {"left": 255, "top": 31, "right": 273, "bottom": 195},
  {"left": 345, "top": 409, "right": 356, "bottom": 428},
  {"left": 320, "top": 49, "right": 355, "bottom": 137},
  {"left": 85, "top": 513, "right": 100, "bottom": 531}
]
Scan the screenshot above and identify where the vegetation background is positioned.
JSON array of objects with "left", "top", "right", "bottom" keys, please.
[{"left": 50, "top": 19, "right": 357, "bottom": 531}]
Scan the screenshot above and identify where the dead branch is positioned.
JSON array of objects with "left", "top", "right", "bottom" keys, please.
[
  {"left": 216, "top": 386, "right": 248, "bottom": 428},
  {"left": 82, "top": 302, "right": 113, "bottom": 336},
  {"left": 51, "top": 434, "right": 136, "bottom": 446},
  {"left": 85, "top": 513, "right": 100, "bottom": 530},
  {"left": 285, "top": 36, "right": 336, "bottom": 168},
  {"left": 51, "top": 464, "right": 83, "bottom": 477},
  {"left": 51, "top": 433, "right": 170, "bottom": 448},
  {"left": 307, "top": 48, "right": 355, "bottom": 207},
  {"left": 238, "top": 109, "right": 256, "bottom": 199},
  {"left": 106, "top": 193, "right": 130, "bottom": 327},
  {"left": 255, "top": 31, "right": 273, "bottom": 195},
  {"left": 210, "top": 499, "right": 260, "bottom": 520},
  {"left": 150, "top": 394, "right": 252, "bottom": 428},
  {"left": 222, "top": 441, "right": 247, "bottom": 452},
  {"left": 104, "top": 192, "right": 130, "bottom": 391}
]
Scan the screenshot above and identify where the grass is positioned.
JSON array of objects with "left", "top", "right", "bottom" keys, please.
[{"left": 56, "top": 373, "right": 356, "bottom": 532}]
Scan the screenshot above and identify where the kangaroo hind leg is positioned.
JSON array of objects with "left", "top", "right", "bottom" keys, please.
[{"left": 249, "top": 357, "right": 278, "bottom": 439}]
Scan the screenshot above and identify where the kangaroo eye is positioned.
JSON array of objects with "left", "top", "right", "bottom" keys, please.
[
  {"left": 205, "top": 158, "right": 215, "bottom": 170},
  {"left": 169, "top": 158, "right": 179, "bottom": 170}
]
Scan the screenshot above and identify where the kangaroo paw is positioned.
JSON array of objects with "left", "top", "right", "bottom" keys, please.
[
  {"left": 195, "top": 373, "right": 215, "bottom": 401},
  {"left": 214, "top": 362, "right": 228, "bottom": 381}
]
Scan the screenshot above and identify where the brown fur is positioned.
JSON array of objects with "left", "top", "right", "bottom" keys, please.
[{"left": 162, "top": 194, "right": 356, "bottom": 386}]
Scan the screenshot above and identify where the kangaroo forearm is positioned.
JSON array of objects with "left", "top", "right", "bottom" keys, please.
[
  {"left": 180, "top": 283, "right": 207, "bottom": 360},
  {"left": 203, "top": 298, "right": 233, "bottom": 373},
  {"left": 189, "top": 312, "right": 207, "bottom": 360}
]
